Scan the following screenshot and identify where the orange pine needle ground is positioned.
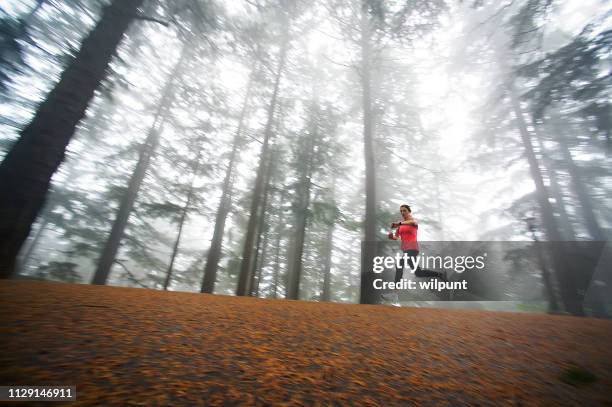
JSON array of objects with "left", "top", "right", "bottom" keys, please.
[{"left": 1, "top": 280, "right": 611, "bottom": 406}]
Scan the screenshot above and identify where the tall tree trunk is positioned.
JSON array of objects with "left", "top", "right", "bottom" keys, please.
[
  {"left": 532, "top": 127, "right": 576, "bottom": 240},
  {"left": 287, "top": 126, "right": 316, "bottom": 300},
  {"left": 528, "top": 224, "right": 560, "bottom": 313},
  {"left": 92, "top": 127, "right": 162, "bottom": 285},
  {"left": 0, "top": 0, "right": 145, "bottom": 278},
  {"left": 509, "top": 85, "right": 583, "bottom": 315},
  {"left": 550, "top": 118, "right": 606, "bottom": 241},
  {"left": 200, "top": 68, "right": 256, "bottom": 293},
  {"left": 163, "top": 150, "right": 202, "bottom": 290},
  {"left": 530, "top": 129, "right": 567, "bottom": 314},
  {"left": 321, "top": 179, "right": 336, "bottom": 302},
  {"left": 253, "top": 208, "right": 271, "bottom": 297},
  {"left": 250, "top": 148, "right": 276, "bottom": 296},
  {"left": 91, "top": 45, "right": 188, "bottom": 285},
  {"left": 17, "top": 77, "right": 124, "bottom": 274},
  {"left": 236, "top": 27, "right": 289, "bottom": 296},
  {"left": 550, "top": 116, "right": 609, "bottom": 318},
  {"left": 321, "top": 223, "right": 334, "bottom": 302},
  {"left": 271, "top": 197, "right": 285, "bottom": 299},
  {"left": 359, "top": 2, "right": 378, "bottom": 304}
]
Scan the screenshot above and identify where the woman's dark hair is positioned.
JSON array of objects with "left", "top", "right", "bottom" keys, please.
[{"left": 400, "top": 204, "right": 411, "bottom": 213}]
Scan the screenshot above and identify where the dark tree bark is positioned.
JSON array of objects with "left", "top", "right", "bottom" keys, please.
[
  {"left": 359, "top": 2, "right": 379, "bottom": 304},
  {"left": 200, "top": 68, "right": 256, "bottom": 293},
  {"left": 0, "top": 0, "right": 145, "bottom": 278},
  {"left": 91, "top": 45, "right": 188, "bottom": 285},
  {"left": 236, "top": 28, "right": 289, "bottom": 296},
  {"left": 17, "top": 74, "right": 125, "bottom": 274},
  {"left": 509, "top": 85, "right": 584, "bottom": 315}
]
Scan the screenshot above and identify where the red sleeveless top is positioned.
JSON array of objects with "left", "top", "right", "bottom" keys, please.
[{"left": 396, "top": 223, "right": 419, "bottom": 251}]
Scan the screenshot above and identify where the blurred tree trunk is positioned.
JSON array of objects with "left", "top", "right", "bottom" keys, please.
[
  {"left": 530, "top": 129, "right": 571, "bottom": 313},
  {"left": 250, "top": 147, "right": 277, "bottom": 296},
  {"left": 532, "top": 128, "right": 576, "bottom": 240},
  {"left": 201, "top": 68, "right": 255, "bottom": 293},
  {"left": 0, "top": 0, "right": 144, "bottom": 278},
  {"left": 163, "top": 151, "right": 202, "bottom": 290},
  {"left": 321, "top": 223, "right": 334, "bottom": 302},
  {"left": 271, "top": 200, "right": 285, "bottom": 299},
  {"left": 287, "top": 124, "right": 316, "bottom": 300},
  {"left": 91, "top": 45, "right": 188, "bottom": 285},
  {"left": 236, "top": 27, "right": 289, "bottom": 297},
  {"left": 17, "top": 72, "right": 125, "bottom": 274},
  {"left": 359, "top": 1, "right": 378, "bottom": 304},
  {"left": 550, "top": 118, "right": 606, "bottom": 241},
  {"left": 253, "top": 208, "right": 271, "bottom": 297},
  {"left": 321, "top": 179, "right": 336, "bottom": 302},
  {"left": 527, "top": 222, "right": 560, "bottom": 313},
  {"left": 550, "top": 116, "right": 609, "bottom": 318},
  {"left": 509, "top": 85, "right": 584, "bottom": 316},
  {"left": 249, "top": 151, "right": 271, "bottom": 293},
  {"left": 16, "top": 216, "right": 48, "bottom": 274},
  {"left": 92, "top": 128, "right": 162, "bottom": 285}
]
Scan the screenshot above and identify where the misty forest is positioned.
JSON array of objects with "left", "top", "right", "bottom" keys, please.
[{"left": 0, "top": 0, "right": 610, "bottom": 316}]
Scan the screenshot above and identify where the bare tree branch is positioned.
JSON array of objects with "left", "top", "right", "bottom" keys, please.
[
  {"left": 134, "top": 14, "right": 170, "bottom": 26},
  {"left": 114, "top": 259, "right": 150, "bottom": 288}
]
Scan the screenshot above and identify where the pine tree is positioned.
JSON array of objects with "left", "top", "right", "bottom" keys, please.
[
  {"left": 0, "top": 0, "right": 145, "bottom": 278},
  {"left": 236, "top": 11, "right": 290, "bottom": 296}
]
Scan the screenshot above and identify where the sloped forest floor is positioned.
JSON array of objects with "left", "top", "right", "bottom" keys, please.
[{"left": 1, "top": 280, "right": 611, "bottom": 406}]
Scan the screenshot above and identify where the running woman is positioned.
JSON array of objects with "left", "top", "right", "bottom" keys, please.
[{"left": 388, "top": 204, "right": 447, "bottom": 283}]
